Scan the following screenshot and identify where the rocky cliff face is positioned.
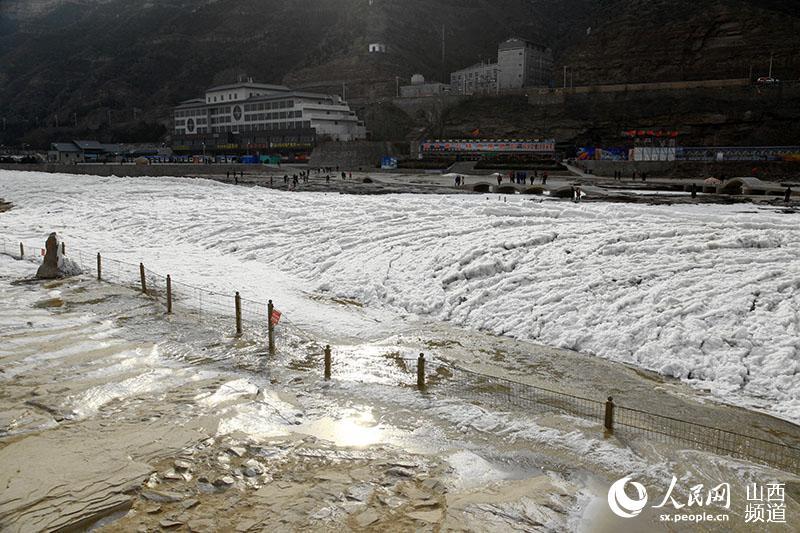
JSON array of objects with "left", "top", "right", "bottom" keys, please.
[
  {"left": 0, "top": 0, "right": 798, "bottom": 145},
  {"left": 561, "top": 0, "right": 800, "bottom": 85},
  {"left": 439, "top": 83, "right": 800, "bottom": 147}
]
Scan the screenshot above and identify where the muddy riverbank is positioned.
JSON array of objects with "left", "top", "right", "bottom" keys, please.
[{"left": 1, "top": 254, "right": 798, "bottom": 532}]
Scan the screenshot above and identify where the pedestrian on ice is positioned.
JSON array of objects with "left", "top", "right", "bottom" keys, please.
[
  {"left": 226, "top": 171, "right": 230, "bottom": 179},
  {"left": 542, "top": 171, "right": 548, "bottom": 185},
  {"left": 497, "top": 175, "right": 502, "bottom": 186},
  {"left": 326, "top": 174, "right": 331, "bottom": 184},
  {"left": 785, "top": 186, "right": 792, "bottom": 203}
]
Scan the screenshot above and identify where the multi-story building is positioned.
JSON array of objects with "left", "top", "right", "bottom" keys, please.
[
  {"left": 172, "top": 80, "right": 366, "bottom": 157},
  {"left": 450, "top": 62, "right": 500, "bottom": 95},
  {"left": 450, "top": 37, "right": 553, "bottom": 94},
  {"left": 497, "top": 38, "right": 553, "bottom": 90}
]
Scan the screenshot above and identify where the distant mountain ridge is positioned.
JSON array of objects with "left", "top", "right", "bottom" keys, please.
[{"left": 1, "top": 0, "right": 798, "bottom": 144}]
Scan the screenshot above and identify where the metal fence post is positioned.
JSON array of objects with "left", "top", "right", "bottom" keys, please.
[
  {"left": 235, "top": 292, "right": 242, "bottom": 335},
  {"left": 61, "top": 242, "right": 65, "bottom": 255},
  {"left": 267, "top": 299, "right": 275, "bottom": 355},
  {"left": 324, "top": 345, "right": 331, "bottom": 380},
  {"left": 604, "top": 396, "right": 615, "bottom": 432},
  {"left": 19, "top": 242, "right": 23, "bottom": 258},
  {"left": 139, "top": 263, "right": 147, "bottom": 294},
  {"left": 417, "top": 353, "right": 426, "bottom": 390},
  {"left": 166, "top": 275, "right": 173, "bottom": 314},
  {"left": 97, "top": 253, "right": 102, "bottom": 280}
]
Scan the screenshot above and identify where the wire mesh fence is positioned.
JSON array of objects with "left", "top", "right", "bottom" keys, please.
[
  {"left": 438, "top": 364, "right": 606, "bottom": 422},
  {"left": 615, "top": 406, "right": 800, "bottom": 473},
  {"left": 431, "top": 363, "right": 800, "bottom": 473},
  {"left": 1, "top": 237, "right": 799, "bottom": 474}
]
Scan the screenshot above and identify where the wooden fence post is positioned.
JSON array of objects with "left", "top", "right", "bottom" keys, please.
[
  {"left": 235, "top": 292, "right": 242, "bottom": 335},
  {"left": 417, "top": 353, "right": 426, "bottom": 390},
  {"left": 166, "top": 275, "right": 173, "bottom": 314},
  {"left": 267, "top": 300, "right": 275, "bottom": 356},
  {"left": 61, "top": 242, "right": 65, "bottom": 255},
  {"left": 19, "top": 243, "right": 23, "bottom": 257},
  {"left": 324, "top": 345, "right": 331, "bottom": 380},
  {"left": 96, "top": 253, "right": 102, "bottom": 281},
  {"left": 139, "top": 263, "right": 147, "bottom": 294},
  {"left": 604, "top": 396, "right": 615, "bottom": 432}
]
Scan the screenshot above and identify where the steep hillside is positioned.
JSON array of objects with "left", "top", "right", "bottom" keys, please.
[
  {"left": 1, "top": 0, "right": 799, "bottom": 146},
  {"left": 562, "top": 0, "right": 800, "bottom": 85}
]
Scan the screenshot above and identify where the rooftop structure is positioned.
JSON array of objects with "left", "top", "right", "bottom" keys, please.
[{"left": 173, "top": 80, "right": 366, "bottom": 144}]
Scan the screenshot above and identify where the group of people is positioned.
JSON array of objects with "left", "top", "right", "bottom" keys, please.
[
  {"left": 495, "top": 171, "right": 549, "bottom": 186},
  {"left": 226, "top": 170, "right": 244, "bottom": 184}
]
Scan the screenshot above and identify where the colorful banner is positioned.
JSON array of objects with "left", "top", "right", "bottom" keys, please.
[
  {"left": 421, "top": 140, "right": 556, "bottom": 154},
  {"left": 381, "top": 157, "right": 398, "bottom": 169},
  {"left": 578, "top": 147, "right": 629, "bottom": 161}
]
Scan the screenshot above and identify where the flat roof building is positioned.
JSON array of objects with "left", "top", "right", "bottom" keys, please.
[
  {"left": 450, "top": 62, "right": 499, "bottom": 95},
  {"left": 450, "top": 37, "right": 553, "bottom": 94},
  {"left": 400, "top": 74, "right": 451, "bottom": 98},
  {"left": 498, "top": 37, "right": 553, "bottom": 90},
  {"left": 173, "top": 80, "right": 367, "bottom": 144}
]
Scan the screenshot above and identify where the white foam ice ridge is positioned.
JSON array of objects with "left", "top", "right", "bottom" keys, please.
[
  {"left": 65, "top": 345, "right": 219, "bottom": 419},
  {"left": 443, "top": 450, "right": 513, "bottom": 490},
  {"left": 197, "top": 378, "right": 260, "bottom": 407},
  {"left": 215, "top": 387, "right": 302, "bottom": 439},
  {"left": 0, "top": 171, "right": 798, "bottom": 421}
]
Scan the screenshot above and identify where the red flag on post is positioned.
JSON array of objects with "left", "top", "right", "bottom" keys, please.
[{"left": 270, "top": 308, "right": 282, "bottom": 326}]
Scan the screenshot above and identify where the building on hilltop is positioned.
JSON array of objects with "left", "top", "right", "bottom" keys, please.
[
  {"left": 400, "top": 74, "right": 451, "bottom": 98},
  {"left": 497, "top": 37, "right": 553, "bottom": 89},
  {"left": 450, "top": 62, "right": 500, "bottom": 95},
  {"left": 172, "top": 80, "right": 367, "bottom": 159},
  {"left": 368, "top": 43, "right": 387, "bottom": 53},
  {"left": 448, "top": 37, "right": 553, "bottom": 95}
]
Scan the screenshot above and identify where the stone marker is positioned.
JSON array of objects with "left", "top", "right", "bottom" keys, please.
[{"left": 35, "top": 232, "right": 82, "bottom": 279}]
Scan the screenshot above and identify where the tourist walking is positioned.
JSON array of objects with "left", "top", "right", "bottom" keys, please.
[{"left": 785, "top": 186, "right": 792, "bottom": 203}]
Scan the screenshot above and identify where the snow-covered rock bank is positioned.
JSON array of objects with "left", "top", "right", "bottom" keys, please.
[{"left": 0, "top": 171, "right": 798, "bottom": 421}]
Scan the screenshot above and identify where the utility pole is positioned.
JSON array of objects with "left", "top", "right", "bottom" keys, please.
[
  {"left": 563, "top": 66, "right": 567, "bottom": 88},
  {"left": 107, "top": 109, "right": 111, "bottom": 126},
  {"left": 73, "top": 113, "right": 77, "bottom": 127},
  {"left": 55, "top": 114, "right": 59, "bottom": 128},
  {"left": 769, "top": 54, "right": 774, "bottom": 78},
  {"left": 342, "top": 82, "right": 346, "bottom": 102},
  {"left": 441, "top": 24, "right": 446, "bottom": 83},
  {"left": 2, "top": 117, "right": 5, "bottom": 131},
  {"left": 395, "top": 76, "right": 400, "bottom": 98}
]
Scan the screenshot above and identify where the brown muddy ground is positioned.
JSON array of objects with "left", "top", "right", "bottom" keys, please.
[{"left": 1, "top": 255, "right": 799, "bottom": 533}]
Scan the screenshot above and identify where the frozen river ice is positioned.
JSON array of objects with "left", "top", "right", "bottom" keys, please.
[{"left": 0, "top": 170, "right": 798, "bottom": 422}]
